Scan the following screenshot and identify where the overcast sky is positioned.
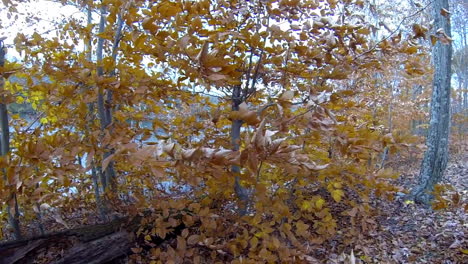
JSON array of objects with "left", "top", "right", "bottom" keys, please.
[{"left": 0, "top": 0, "right": 85, "bottom": 60}]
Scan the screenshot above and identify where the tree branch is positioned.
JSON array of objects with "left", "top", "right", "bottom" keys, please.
[{"left": 354, "top": 0, "right": 433, "bottom": 60}]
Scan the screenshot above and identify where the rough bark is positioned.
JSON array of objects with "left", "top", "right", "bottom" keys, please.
[
  {"left": 84, "top": 3, "right": 108, "bottom": 222},
  {"left": 0, "top": 40, "right": 22, "bottom": 240},
  {"left": 231, "top": 85, "right": 250, "bottom": 215},
  {"left": 0, "top": 217, "right": 136, "bottom": 264},
  {"left": 410, "top": 0, "right": 452, "bottom": 204},
  {"left": 96, "top": 4, "right": 123, "bottom": 191},
  {"left": 96, "top": 4, "right": 112, "bottom": 191},
  {"left": 380, "top": 80, "right": 395, "bottom": 169},
  {"left": 0, "top": 211, "right": 189, "bottom": 264}
]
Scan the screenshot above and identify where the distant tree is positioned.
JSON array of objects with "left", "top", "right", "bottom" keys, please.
[{"left": 410, "top": 0, "right": 453, "bottom": 204}]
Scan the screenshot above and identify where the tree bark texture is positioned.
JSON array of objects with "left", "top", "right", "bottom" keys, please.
[
  {"left": 0, "top": 217, "right": 135, "bottom": 264},
  {"left": 231, "top": 85, "right": 250, "bottom": 215},
  {"left": 0, "top": 211, "right": 188, "bottom": 264},
  {"left": 96, "top": 4, "right": 123, "bottom": 191},
  {"left": 410, "top": 0, "right": 452, "bottom": 204},
  {"left": 0, "top": 40, "right": 22, "bottom": 240}
]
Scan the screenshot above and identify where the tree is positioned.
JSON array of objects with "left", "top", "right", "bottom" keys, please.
[
  {"left": 409, "top": 0, "right": 453, "bottom": 204},
  {"left": 1, "top": 0, "right": 448, "bottom": 262},
  {"left": 0, "top": 39, "right": 22, "bottom": 240}
]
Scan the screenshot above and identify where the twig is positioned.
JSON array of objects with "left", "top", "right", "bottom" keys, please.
[
  {"left": 257, "top": 102, "right": 276, "bottom": 116},
  {"left": 354, "top": 0, "right": 433, "bottom": 60},
  {"left": 244, "top": 49, "right": 264, "bottom": 101},
  {"left": 21, "top": 111, "right": 45, "bottom": 133},
  {"left": 284, "top": 105, "right": 316, "bottom": 123},
  {"left": 256, "top": 160, "right": 263, "bottom": 183},
  {"left": 245, "top": 50, "right": 254, "bottom": 90},
  {"left": 193, "top": 91, "right": 228, "bottom": 100}
]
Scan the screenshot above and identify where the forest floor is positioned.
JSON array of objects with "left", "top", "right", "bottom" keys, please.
[
  {"left": 1, "top": 154, "right": 467, "bottom": 263},
  {"left": 322, "top": 153, "right": 468, "bottom": 263}
]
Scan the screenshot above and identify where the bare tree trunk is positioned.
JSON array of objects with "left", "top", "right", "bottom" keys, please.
[
  {"left": 33, "top": 178, "right": 45, "bottom": 236},
  {"left": 83, "top": 4, "right": 108, "bottom": 221},
  {"left": 231, "top": 85, "right": 249, "bottom": 215},
  {"left": 410, "top": 0, "right": 452, "bottom": 205},
  {"left": 95, "top": 4, "right": 123, "bottom": 192},
  {"left": 96, "top": 4, "right": 111, "bottom": 191},
  {"left": 380, "top": 80, "right": 395, "bottom": 169},
  {"left": 0, "top": 40, "right": 22, "bottom": 239}
]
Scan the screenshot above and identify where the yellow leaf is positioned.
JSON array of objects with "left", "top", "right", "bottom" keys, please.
[
  {"left": 15, "top": 96, "right": 24, "bottom": 104},
  {"left": 333, "top": 182, "right": 342, "bottom": 189},
  {"left": 331, "top": 189, "right": 344, "bottom": 202},
  {"left": 254, "top": 231, "right": 264, "bottom": 238},
  {"left": 357, "top": 27, "right": 370, "bottom": 35},
  {"left": 159, "top": 1, "right": 181, "bottom": 18},
  {"left": 315, "top": 198, "right": 325, "bottom": 210},
  {"left": 40, "top": 117, "right": 48, "bottom": 124},
  {"left": 405, "top": 46, "right": 418, "bottom": 54},
  {"left": 142, "top": 18, "right": 158, "bottom": 33},
  {"left": 250, "top": 236, "right": 259, "bottom": 248},
  {"left": 460, "top": 249, "right": 468, "bottom": 254},
  {"left": 134, "top": 34, "right": 147, "bottom": 49},
  {"left": 145, "top": 234, "right": 151, "bottom": 241},
  {"left": 301, "top": 200, "right": 313, "bottom": 211}
]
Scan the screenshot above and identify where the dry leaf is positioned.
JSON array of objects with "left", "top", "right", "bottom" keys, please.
[{"left": 440, "top": 8, "right": 450, "bottom": 17}]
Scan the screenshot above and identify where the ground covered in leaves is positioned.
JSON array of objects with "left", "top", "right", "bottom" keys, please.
[
  {"left": 126, "top": 155, "right": 468, "bottom": 263},
  {"left": 3, "top": 155, "right": 467, "bottom": 264},
  {"left": 320, "top": 154, "right": 468, "bottom": 263}
]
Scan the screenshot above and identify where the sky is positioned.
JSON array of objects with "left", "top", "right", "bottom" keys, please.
[
  {"left": 0, "top": 0, "right": 85, "bottom": 61},
  {"left": 1, "top": 0, "right": 465, "bottom": 94}
]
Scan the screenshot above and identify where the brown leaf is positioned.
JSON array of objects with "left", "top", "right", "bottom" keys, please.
[
  {"left": 102, "top": 154, "right": 115, "bottom": 171},
  {"left": 197, "top": 41, "right": 209, "bottom": 64},
  {"left": 440, "top": 8, "right": 450, "bottom": 17},
  {"left": 179, "top": 35, "right": 190, "bottom": 50},
  {"left": 279, "top": 90, "right": 294, "bottom": 101},
  {"left": 187, "top": 234, "right": 199, "bottom": 245},
  {"left": 207, "top": 73, "right": 227, "bottom": 81},
  {"left": 430, "top": 35, "right": 438, "bottom": 46},
  {"left": 412, "top": 24, "right": 428, "bottom": 39}
]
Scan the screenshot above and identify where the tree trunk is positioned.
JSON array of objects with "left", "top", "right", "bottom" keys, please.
[
  {"left": 84, "top": 3, "right": 108, "bottom": 222},
  {"left": 410, "top": 0, "right": 452, "bottom": 204},
  {"left": 231, "top": 85, "right": 250, "bottom": 215},
  {"left": 0, "top": 40, "right": 22, "bottom": 240},
  {"left": 96, "top": 4, "right": 123, "bottom": 191},
  {"left": 96, "top": 4, "right": 112, "bottom": 191}
]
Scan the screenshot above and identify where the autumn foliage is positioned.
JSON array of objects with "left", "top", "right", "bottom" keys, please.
[{"left": 0, "top": 0, "right": 465, "bottom": 263}]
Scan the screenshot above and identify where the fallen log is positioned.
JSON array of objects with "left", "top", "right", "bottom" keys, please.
[
  {"left": 0, "top": 217, "right": 136, "bottom": 264},
  {"left": 0, "top": 210, "right": 190, "bottom": 264}
]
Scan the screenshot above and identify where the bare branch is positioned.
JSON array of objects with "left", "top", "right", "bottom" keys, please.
[{"left": 354, "top": 0, "right": 433, "bottom": 60}]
